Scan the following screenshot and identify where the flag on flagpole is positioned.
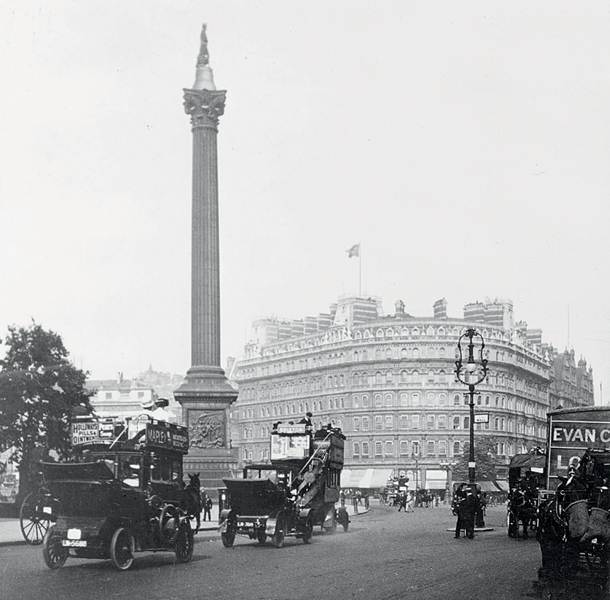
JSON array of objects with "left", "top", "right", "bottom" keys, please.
[{"left": 347, "top": 243, "right": 360, "bottom": 258}]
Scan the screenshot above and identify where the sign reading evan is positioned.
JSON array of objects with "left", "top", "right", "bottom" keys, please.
[{"left": 548, "top": 415, "right": 610, "bottom": 487}]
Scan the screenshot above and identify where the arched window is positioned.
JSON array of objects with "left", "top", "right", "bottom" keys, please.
[
  {"left": 375, "top": 394, "right": 383, "bottom": 407},
  {"left": 401, "top": 348, "right": 408, "bottom": 358},
  {"left": 400, "top": 370, "right": 409, "bottom": 383},
  {"left": 375, "top": 442, "right": 383, "bottom": 456},
  {"left": 400, "top": 392, "right": 409, "bottom": 407},
  {"left": 412, "top": 393, "right": 420, "bottom": 406},
  {"left": 376, "top": 329, "right": 384, "bottom": 338},
  {"left": 385, "top": 393, "right": 393, "bottom": 407},
  {"left": 353, "top": 442, "right": 360, "bottom": 457}
]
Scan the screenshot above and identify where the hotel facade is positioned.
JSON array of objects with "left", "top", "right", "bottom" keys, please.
[{"left": 231, "top": 296, "right": 594, "bottom": 492}]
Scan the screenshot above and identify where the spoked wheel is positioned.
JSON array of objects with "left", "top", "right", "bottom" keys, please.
[
  {"left": 272, "top": 518, "right": 285, "bottom": 548},
  {"left": 175, "top": 523, "right": 194, "bottom": 563},
  {"left": 257, "top": 532, "right": 267, "bottom": 545},
  {"left": 301, "top": 517, "right": 313, "bottom": 544},
  {"left": 42, "top": 526, "right": 68, "bottom": 569},
  {"left": 110, "top": 527, "right": 135, "bottom": 571},
  {"left": 20, "top": 492, "right": 51, "bottom": 545},
  {"left": 221, "top": 523, "right": 236, "bottom": 548}
]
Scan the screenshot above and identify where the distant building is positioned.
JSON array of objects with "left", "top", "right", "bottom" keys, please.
[
  {"left": 232, "top": 295, "right": 594, "bottom": 493},
  {"left": 87, "top": 367, "right": 185, "bottom": 423},
  {"left": 547, "top": 348, "right": 594, "bottom": 411}
]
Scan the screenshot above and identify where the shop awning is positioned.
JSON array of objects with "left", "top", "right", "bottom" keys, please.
[{"left": 341, "top": 469, "right": 394, "bottom": 490}]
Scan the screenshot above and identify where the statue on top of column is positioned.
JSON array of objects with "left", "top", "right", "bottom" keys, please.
[{"left": 197, "top": 24, "right": 209, "bottom": 66}]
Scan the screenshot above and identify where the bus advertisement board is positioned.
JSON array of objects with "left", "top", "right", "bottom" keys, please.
[{"left": 546, "top": 407, "right": 610, "bottom": 489}]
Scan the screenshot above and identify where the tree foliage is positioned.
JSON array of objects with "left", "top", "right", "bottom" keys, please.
[
  {"left": 0, "top": 322, "right": 93, "bottom": 491},
  {"left": 452, "top": 437, "right": 500, "bottom": 482}
]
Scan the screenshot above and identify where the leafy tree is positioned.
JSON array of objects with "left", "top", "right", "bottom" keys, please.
[
  {"left": 0, "top": 321, "right": 93, "bottom": 495},
  {"left": 452, "top": 437, "right": 500, "bottom": 482}
]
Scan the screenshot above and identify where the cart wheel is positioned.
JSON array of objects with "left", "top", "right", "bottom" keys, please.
[
  {"left": 508, "top": 511, "right": 517, "bottom": 538},
  {"left": 20, "top": 492, "right": 51, "bottom": 545},
  {"left": 257, "top": 532, "right": 267, "bottom": 545},
  {"left": 175, "top": 523, "right": 194, "bottom": 563},
  {"left": 272, "top": 518, "right": 285, "bottom": 548},
  {"left": 302, "top": 517, "right": 313, "bottom": 544},
  {"left": 42, "top": 526, "right": 68, "bottom": 569},
  {"left": 221, "top": 524, "right": 236, "bottom": 548},
  {"left": 110, "top": 527, "right": 134, "bottom": 571}
]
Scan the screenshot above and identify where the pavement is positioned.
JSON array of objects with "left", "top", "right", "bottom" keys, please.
[{"left": 0, "top": 502, "right": 367, "bottom": 547}]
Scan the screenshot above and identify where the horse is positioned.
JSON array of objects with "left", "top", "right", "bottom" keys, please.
[
  {"left": 508, "top": 488, "right": 537, "bottom": 539},
  {"left": 181, "top": 473, "right": 202, "bottom": 533}
]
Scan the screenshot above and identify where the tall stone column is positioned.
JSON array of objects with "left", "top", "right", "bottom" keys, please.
[{"left": 174, "top": 25, "right": 238, "bottom": 487}]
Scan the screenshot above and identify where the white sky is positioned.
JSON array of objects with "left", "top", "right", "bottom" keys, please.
[{"left": 0, "top": 1, "right": 608, "bottom": 402}]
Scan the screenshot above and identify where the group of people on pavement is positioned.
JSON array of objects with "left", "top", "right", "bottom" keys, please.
[
  {"left": 452, "top": 483, "right": 486, "bottom": 539},
  {"left": 397, "top": 491, "right": 415, "bottom": 512}
]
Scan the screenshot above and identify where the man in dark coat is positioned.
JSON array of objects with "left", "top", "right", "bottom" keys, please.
[{"left": 453, "top": 484, "right": 479, "bottom": 539}]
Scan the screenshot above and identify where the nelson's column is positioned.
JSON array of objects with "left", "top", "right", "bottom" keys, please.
[{"left": 174, "top": 25, "right": 238, "bottom": 486}]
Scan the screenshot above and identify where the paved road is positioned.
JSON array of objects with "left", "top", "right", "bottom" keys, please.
[{"left": 0, "top": 505, "right": 546, "bottom": 600}]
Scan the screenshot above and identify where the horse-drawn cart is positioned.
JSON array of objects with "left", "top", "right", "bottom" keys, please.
[
  {"left": 41, "top": 415, "right": 195, "bottom": 570},
  {"left": 507, "top": 451, "right": 545, "bottom": 539},
  {"left": 536, "top": 407, "right": 610, "bottom": 595}
]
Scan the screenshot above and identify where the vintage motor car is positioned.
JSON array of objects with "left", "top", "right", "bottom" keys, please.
[
  {"left": 41, "top": 415, "right": 194, "bottom": 570},
  {"left": 219, "top": 421, "right": 349, "bottom": 548}
]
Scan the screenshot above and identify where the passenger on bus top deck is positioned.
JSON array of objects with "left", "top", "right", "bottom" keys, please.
[{"left": 143, "top": 398, "right": 171, "bottom": 422}]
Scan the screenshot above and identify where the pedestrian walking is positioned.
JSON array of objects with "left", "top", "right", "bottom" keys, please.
[{"left": 397, "top": 492, "right": 407, "bottom": 512}]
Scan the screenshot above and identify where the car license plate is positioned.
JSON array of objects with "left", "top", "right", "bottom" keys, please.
[{"left": 62, "top": 540, "right": 87, "bottom": 547}]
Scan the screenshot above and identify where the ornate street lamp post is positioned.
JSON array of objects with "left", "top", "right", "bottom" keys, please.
[
  {"left": 455, "top": 328, "right": 488, "bottom": 484},
  {"left": 411, "top": 449, "right": 420, "bottom": 504}
]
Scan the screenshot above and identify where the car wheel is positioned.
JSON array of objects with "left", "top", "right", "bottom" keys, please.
[
  {"left": 110, "top": 527, "right": 135, "bottom": 571},
  {"left": 221, "top": 523, "right": 236, "bottom": 548},
  {"left": 272, "top": 518, "right": 285, "bottom": 548},
  {"left": 324, "top": 510, "right": 337, "bottom": 534},
  {"left": 42, "top": 526, "right": 68, "bottom": 569},
  {"left": 175, "top": 523, "right": 194, "bottom": 563},
  {"left": 302, "top": 517, "right": 313, "bottom": 544}
]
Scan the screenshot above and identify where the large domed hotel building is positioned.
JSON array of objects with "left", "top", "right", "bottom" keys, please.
[{"left": 231, "top": 296, "right": 594, "bottom": 494}]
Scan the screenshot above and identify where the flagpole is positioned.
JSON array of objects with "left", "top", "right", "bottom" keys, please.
[{"left": 359, "top": 245, "right": 362, "bottom": 297}]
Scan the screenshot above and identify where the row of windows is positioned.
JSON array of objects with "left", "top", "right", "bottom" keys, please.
[
  {"left": 241, "top": 392, "right": 548, "bottom": 423},
  {"left": 240, "top": 436, "right": 532, "bottom": 462},
  {"left": 352, "top": 413, "right": 545, "bottom": 435}
]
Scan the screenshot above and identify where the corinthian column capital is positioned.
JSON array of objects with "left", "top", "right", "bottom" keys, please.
[{"left": 183, "top": 88, "right": 227, "bottom": 130}]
